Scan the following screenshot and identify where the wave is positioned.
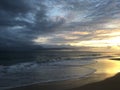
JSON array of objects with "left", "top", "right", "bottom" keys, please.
[{"left": 0, "top": 59, "right": 96, "bottom": 90}]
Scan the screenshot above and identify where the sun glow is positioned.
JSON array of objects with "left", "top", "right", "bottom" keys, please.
[{"left": 70, "top": 36, "right": 120, "bottom": 49}]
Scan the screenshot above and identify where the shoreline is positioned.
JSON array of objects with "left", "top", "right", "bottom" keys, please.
[
  {"left": 70, "top": 73, "right": 120, "bottom": 90},
  {"left": 7, "top": 59, "right": 120, "bottom": 90},
  {"left": 7, "top": 73, "right": 112, "bottom": 90},
  {"left": 1, "top": 59, "right": 97, "bottom": 90}
]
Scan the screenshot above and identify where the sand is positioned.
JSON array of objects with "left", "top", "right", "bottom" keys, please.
[
  {"left": 7, "top": 73, "right": 120, "bottom": 90},
  {"left": 70, "top": 73, "right": 120, "bottom": 90}
]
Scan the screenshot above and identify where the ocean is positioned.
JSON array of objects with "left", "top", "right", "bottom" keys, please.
[{"left": 0, "top": 49, "right": 118, "bottom": 90}]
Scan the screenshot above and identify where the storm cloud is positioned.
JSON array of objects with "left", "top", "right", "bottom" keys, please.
[{"left": 0, "top": 0, "right": 120, "bottom": 50}]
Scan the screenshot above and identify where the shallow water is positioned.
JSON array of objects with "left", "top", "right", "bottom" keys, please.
[
  {"left": 0, "top": 50, "right": 119, "bottom": 90},
  {"left": 0, "top": 60, "right": 96, "bottom": 90}
]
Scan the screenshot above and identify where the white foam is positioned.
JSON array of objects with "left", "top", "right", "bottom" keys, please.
[
  {"left": 0, "top": 60, "right": 96, "bottom": 90},
  {"left": 46, "top": 60, "right": 95, "bottom": 66}
]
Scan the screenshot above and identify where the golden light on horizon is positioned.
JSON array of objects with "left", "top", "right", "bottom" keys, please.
[
  {"left": 33, "top": 29, "right": 120, "bottom": 49},
  {"left": 67, "top": 30, "right": 120, "bottom": 49},
  {"left": 69, "top": 36, "right": 120, "bottom": 49}
]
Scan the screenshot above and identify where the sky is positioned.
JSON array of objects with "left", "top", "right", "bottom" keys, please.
[{"left": 0, "top": 0, "right": 120, "bottom": 50}]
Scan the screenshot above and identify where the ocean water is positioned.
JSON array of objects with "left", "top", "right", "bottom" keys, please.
[{"left": 0, "top": 49, "right": 116, "bottom": 90}]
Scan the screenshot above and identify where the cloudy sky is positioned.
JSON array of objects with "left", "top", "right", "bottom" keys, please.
[{"left": 0, "top": 0, "right": 120, "bottom": 49}]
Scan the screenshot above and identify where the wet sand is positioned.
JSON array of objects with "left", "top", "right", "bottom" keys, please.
[
  {"left": 70, "top": 73, "right": 120, "bottom": 90},
  {"left": 8, "top": 73, "right": 120, "bottom": 90}
]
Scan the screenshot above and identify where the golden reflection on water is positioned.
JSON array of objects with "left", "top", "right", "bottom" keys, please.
[{"left": 90, "top": 59, "right": 120, "bottom": 78}]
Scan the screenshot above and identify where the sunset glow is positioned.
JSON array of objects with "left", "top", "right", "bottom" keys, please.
[{"left": 70, "top": 36, "right": 120, "bottom": 48}]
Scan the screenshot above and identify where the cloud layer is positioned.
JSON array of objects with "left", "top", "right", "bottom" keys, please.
[{"left": 0, "top": 0, "right": 120, "bottom": 49}]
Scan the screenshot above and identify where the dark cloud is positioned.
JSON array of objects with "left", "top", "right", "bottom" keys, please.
[
  {"left": 0, "top": 0, "right": 30, "bottom": 12},
  {"left": 0, "top": 0, "right": 31, "bottom": 26},
  {"left": 0, "top": 0, "right": 120, "bottom": 50},
  {"left": 0, "top": 0, "right": 65, "bottom": 49}
]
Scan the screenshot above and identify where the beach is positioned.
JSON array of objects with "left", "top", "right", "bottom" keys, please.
[
  {"left": 8, "top": 59, "right": 120, "bottom": 90},
  {"left": 70, "top": 73, "right": 120, "bottom": 90},
  {"left": 8, "top": 73, "right": 120, "bottom": 90}
]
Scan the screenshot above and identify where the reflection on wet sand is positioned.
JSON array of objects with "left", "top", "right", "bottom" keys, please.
[{"left": 89, "top": 59, "right": 120, "bottom": 79}]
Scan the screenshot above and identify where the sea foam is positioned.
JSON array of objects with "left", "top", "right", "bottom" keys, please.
[{"left": 0, "top": 59, "right": 96, "bottom": 90}]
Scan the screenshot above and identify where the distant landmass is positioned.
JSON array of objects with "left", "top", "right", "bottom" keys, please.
[
  {"left": 0, "top": 45, "right": 73, "bottom": 52},
  {"left": 0, "top": 45, "right": 43, "bottom": 52}
]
